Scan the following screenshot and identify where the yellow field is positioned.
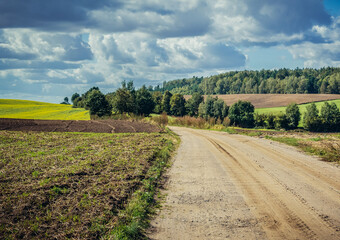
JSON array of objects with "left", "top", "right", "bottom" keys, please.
[{"left": 0, "top": 99, "right": 90, "bottom": 120}]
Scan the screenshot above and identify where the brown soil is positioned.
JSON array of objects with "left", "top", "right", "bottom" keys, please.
[
  {"left": 148, "top": 127, "right": 340, "bottom": 239},
  {"left": 0, "top": 118, "right": 161, "bottom": 133},
  {"left": 184, "top": 94, "right": 340, "bottom": 108}
]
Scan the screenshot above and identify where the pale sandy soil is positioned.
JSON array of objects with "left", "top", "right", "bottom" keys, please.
[{"left": 147, "top": 127, "right": 340, "bottom": 240}]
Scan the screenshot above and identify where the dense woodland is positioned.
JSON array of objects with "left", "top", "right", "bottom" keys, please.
[{"left": 154, "top": 67, "right": 340, "bottom": 95}]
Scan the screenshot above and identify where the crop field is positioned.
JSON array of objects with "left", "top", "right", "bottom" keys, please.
[
  {"left": 0, "top": 130, "right": 174, "bottom": 239},
  {"left": 0, "top": 99, "right": 90, "bottom": 120},
  {"left": 255, "top": 99, "right": 340, "bottom": 126},
  {"left": 184, "top": 94, "right": 340, "bottom": 109}
]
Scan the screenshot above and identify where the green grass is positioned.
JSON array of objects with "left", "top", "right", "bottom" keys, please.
[
  {"left": 0, "top": 99, "right": 90, "bottom": 120},
  {"left": 255, "top": 99, "right": 340, "bottom": 127},
  {"left": 0, "top": 130, "right": 177, "bottom": 239},
  {"left": 265, "top": 135, "right": 339, "bottom": 163}
]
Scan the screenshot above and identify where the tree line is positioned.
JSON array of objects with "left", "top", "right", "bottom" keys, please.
[
  {"left": 150, "top": 67, "right": 340, "bottom": 95},
  {"left": 70, "top": 81, "right": 340, "bottom": 132}
]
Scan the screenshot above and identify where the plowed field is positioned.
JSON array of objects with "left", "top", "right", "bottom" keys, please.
[{"left": 0, "top": 118, "right": 160, "bottom": 133}]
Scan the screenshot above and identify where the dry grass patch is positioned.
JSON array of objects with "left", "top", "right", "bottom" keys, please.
[{"left": 0, "top": 130, "right": 173, "bottom": 239}]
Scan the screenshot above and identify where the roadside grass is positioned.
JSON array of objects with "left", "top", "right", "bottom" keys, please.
[
  {"left": 0, "top": 99, "right": 90, "bottom": 120},
  {"left": 0, "top": 130, "right": 178, "bottom": 239},
  {"left": 265, "top": 135, "right": 340, "bottom": 163},
  {"left": 255, "top": 99, "right": 340, "bottom": 127}
]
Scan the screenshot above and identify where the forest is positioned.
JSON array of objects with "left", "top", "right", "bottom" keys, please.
[{"left": 155, "top": 67, "right": 340, "bottom": 95}]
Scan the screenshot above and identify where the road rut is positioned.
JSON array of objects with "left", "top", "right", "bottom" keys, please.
[{"left": 148, "top": 127, "right": 340, "bottom": 240}]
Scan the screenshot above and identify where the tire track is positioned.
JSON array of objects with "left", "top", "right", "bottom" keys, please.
[
  {"left": 149, "top": 127, "right": 340, "bottom": 240},
  {"left": 189, "top": 129, "right": 339, "bottom": 239}
]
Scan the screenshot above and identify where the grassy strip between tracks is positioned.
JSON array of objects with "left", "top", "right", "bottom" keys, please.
[{"left": 0, "top": 128, "right": 179, "bottom": 239}]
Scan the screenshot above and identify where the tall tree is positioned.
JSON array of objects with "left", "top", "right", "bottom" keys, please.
[
  {"left": 228, "top": 100, "right": 255, "bottom": 128},
  {"left": 303, "top": 103, "right": 321, "bottom": 131},
  {"left": 111, "top": 88, "right": 135, "bottom": 114},
  {"left": 285, "top": 103, "right": 301, "bottom": 129},
  {"left": 135, "top": 85, "right": 155, "bottom": 116},
  {"left": 86, "top": 90, "right": 111, "bottom": 117},
  {"left": 320, "top": 102, "right": 340, "bottom": 132},
  {"left": 162, "top": 90, "right": 173, "bottom": 114},
  {"left": 185, "top": 93, "right": 204, "bottom": 117},
  {"left": 170, "top": 94, "right": 186, "bottom": 116}
]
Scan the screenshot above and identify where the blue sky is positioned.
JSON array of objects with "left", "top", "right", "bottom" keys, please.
[{"left": 0, "top": 0, "right": 340, "bottom": 103}]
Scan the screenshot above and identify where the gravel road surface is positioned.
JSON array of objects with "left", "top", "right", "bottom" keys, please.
[{"left": 148, "top": 127, "right": 340, "bottom": 240}]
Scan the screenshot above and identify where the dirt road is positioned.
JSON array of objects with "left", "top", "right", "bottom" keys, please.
[{"left": 148, "top": 127, "right": 340, "bottom": 240}]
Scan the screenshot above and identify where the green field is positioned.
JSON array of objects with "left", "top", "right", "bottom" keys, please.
[
  {"left": 0, "top": 99, "right": 90, "bottom": 120},
  {"left": 255, "top": 99, "right": 340, "bottom": 126}
]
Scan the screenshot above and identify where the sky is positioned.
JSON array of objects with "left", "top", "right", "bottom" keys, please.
[{"left": 0, "top": 0, "right": 340, "bottom": 103}]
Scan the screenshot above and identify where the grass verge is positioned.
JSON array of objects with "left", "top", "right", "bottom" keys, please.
[
  {"left": 106, "top": 128, "right": 179, "bottom": 239},
  {"left": 0, "top": 129, "right": 178, "bottom": 239},
  {"left": 265, "top": 135, "right": 340, "bottom": 163}
]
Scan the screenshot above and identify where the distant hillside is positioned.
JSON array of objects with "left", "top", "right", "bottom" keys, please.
[
  {"left": 156, "top": 67, "right": 340, "bottom": 95},
  {"left": 0, "top": 99, "right": 90, "bottom": 120}
]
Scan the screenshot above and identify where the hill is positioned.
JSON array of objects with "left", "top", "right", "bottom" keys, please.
[
  {"left": 157, "top": 67, "right": 340, "bottom": 95},
  {"left": 0, "top": 99, "right": 90, "bottom": 120}
]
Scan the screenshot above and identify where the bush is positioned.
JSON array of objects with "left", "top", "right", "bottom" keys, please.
[
  {"left": 275, "top": 114, "right": 289, "bottom": 130},
  {"left": 228, "top": 100, "right": 255, "bottom": 128}
]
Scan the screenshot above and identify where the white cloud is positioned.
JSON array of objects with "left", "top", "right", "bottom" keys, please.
[{"left": 0, "top": 0, "right": 339, "bottom": 102}]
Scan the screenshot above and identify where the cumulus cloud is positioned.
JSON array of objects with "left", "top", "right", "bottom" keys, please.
[{"left": 0, "top": 0, "right": 339, "bottom": 102}]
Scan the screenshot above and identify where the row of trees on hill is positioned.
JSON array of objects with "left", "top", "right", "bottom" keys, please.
[
  {"left": 151, "top": 67, "right": 340, "bottom": 95},
  {"left": 70, "top": 81, "right": 340, "bottom": 132}
]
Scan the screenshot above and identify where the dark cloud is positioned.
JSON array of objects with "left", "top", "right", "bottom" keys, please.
[
  {"left": 245, "top": 0, "right": 331, "bottom": 34},
  {"left": 0, "top": 0, "right": 122, "bottom": 30},
  {"left": 140, "top": 41, "right": 169, "bottom": 67},
  {"left": 0, "top": 59, "right": 80, "bottom": 70},
  {"left": 201, "top": 43, "right": 246, "bottom": 69},
  {"left": 0, "top": 46, "right": 37, "bottom": 60},
  {"left": 157, "top": 7, "right": 212, "bottom": 38}
]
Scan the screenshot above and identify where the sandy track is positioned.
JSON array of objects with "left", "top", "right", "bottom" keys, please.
[{"left": 148, "top": 127, "right": 340, "bottom": 240}]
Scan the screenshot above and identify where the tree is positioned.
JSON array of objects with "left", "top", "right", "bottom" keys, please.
[
  {"left": 135, "top": 85, "right": 155, "bottom": 116},
  {"left": 185, "top": 93, "right": 204, "bottom": 116},
  {"left": 111, "top": 88, "right": 135, "bottom": 114},
  {"left": 228, "top": 100, "right": 255, "bottom": 128},
  {"left": 170, "top": 93, "right": 186, "bottom": 116},
  {"left": 285, "top": 103, "right": 301, "bottom": 129},
  {"left": 152, "top": 91, "right": 163, "bottom": 114},
  {"left": 162, "top": 91, "right": 173, "bottom": 114},
  {"left": 320, "top": 102, "right": 340, "bottom": 132},
  {"left": 60, "top": 97, "right": 70, "bottom": 105},
  {"left": 71, "top": 93, "right": 80, "bottom": 103},
  {"left": 86, "top": 90, "right": 111, "bottom": 117},
  {"left": 213, "top": 98, "right": 228, "bottom": 120},
  {"left": 303, "top": 103, "right": 321, "bottom": 131},
  {"left": 198, "top": 96, "right": 214, "bottom": 119}
]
